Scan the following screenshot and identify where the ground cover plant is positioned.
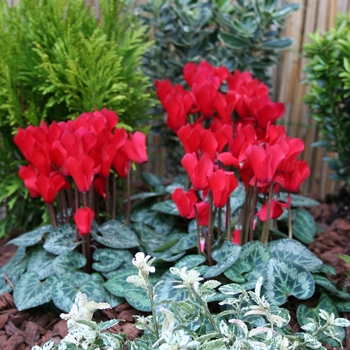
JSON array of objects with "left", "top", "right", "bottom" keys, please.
[{"left": 1, "top": 62, "right": 350, "bottom": 348}]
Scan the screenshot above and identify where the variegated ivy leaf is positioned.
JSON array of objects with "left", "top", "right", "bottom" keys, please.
[
  {"left": 92, "top": 220, "right": 139, "bottom": 249},
  {"left": 43, "top": 224, "right": 78, "bottom": 255},
  {"left": 268, "top": 239, "right": 322, "bottom": 272},
  {"left": 14, "top": 272, "right": 57, "bottom": 311},
  {"left": 264, "top": 259, "right": 315, "bottom": 306},
  {"left": 6, "top": 225, "right": 51, "bottom": 247}
]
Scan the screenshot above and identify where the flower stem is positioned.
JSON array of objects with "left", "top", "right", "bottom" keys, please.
[
  {"left": 47, "top": 203, "right": 57, "bottom": 228},
  {"left": 261, "top": 182, "right": 274, "bottom": 245},
  {"left": 112, "top": 173, "right": 117, "bottom": 220},
  {"left": 226, "top": 198, "right": 231, "bottom": 241},
  {"left": 125, "top": 160, "right": 132, "bottom": 226}
]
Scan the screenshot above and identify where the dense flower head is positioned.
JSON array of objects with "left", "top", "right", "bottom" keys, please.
[{"left": 15, "top": 108, "right": 148, "bottom": 201}]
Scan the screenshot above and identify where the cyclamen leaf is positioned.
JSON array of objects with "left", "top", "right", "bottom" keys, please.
[
  {"left": 43, "top": 224, "right": 78, "bottom": 255},
  {"left": 264, "top": 259, "right": 315, "bottom": 306},
  {"left": 14, "top": 272, "right": 57, "bottom": 311},
  {"left": 7, "top": 225, "right": 51, "bottom": 247},
  {"left": 27, "top": 247, "right": 56, "bottom": 280}
]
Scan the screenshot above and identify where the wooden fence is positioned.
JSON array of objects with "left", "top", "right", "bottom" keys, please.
[
  {"left": 273, "top": 0, "right": 350, "bottom": 198},
  {"left": 7, "top": 0, "right": 350, "bottom": 198}
]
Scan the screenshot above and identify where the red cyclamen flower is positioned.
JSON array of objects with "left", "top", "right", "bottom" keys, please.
[
  {"left": 74, "top": 207, "right": 94, "bottom": 235},
  {"left": 172, "top": 188, "right": 197, "bottom": 217},
  {"left": 35, "top": 172, "right": 66, "bottom": 204}
]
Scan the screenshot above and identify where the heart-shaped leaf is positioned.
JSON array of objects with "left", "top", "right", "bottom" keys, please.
[
  {"left": 92, "top": 249, "right": 129, "bottom": 272},
  {"left": 313, "top": 274, "right": 350, "bottom": 299},
  {"left": 279, "top": 193, "right": 320, "bottom": 207},
  {"left": 27, "top": 246, "right": 56, "bottom": 280},
  {"left": 224, "top": 257, "right": 251, "bottom": 283},
  {"left": 53, "top": 251, "right": 87, "bottom": 279},
  {"left": 204, "top": 241, "right": 241, "bottom": 278},
  {"left": 52, "top": 273, "right": 106, "bottom": 312},
  {"left": 43, "top": 224, "right": 78, "bottom": 255},
  {"left": 151, "top": 200, "right": 179, "bottom": 216},
  {"left": 174, "top": 255, "right": 206, "bottom": 269},
  {"left": 124, "top": 285, "right": 151, "bottom": 312},
  {"left": 292, "top": 209, "right": 316, "bottom": 244},
  {"left": 240, "top": 241, "right": 272, "bottom": 266},
  {"left": 132, "top": 223, "right": 167, "bottom": 252},
  {"left": 92, "top": 220, "right": 139, "bottom": 249},
  {"left": 268, "top": 239, "right": 322, "bottom": 272},
  {"left": 14, "top": 272, "right": 57, "bottom": 311},
  {"left": 170, "top": 233, "right": 197, "bottom": 253},
  {"left": 7, "top": 225, "right": 51, "bottom": 247},
  {"left": 264, "top": 259, "right": 315, "bottom": 305},
  {"left": 104, "top": 265, "right": 138, "bottom": 297}
]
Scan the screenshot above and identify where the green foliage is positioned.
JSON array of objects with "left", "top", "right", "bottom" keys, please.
[
  {"left": 137, "top": 0, "right": 299, "bottom": 85},
  {"left": 0, "top": 0, "right": 153, "bottom": 237},
  {"left": 303, "top": 13, "right": 350, "bottom": 184},
  {"left": 35, "top": 260, "right": 350, "bottom": 350}
]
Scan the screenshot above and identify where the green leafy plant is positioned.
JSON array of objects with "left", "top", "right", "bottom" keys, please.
[
  {"left": 34, "top": 253, "right": 350, "bottom": 349},
  {"left": 303, "top": 13, "right": 350, "bottom": 184},
  {"left": 137, "top": 0, "right": 299, "bottom": 85},
  {"left": 0, "top": 0, "right": 153, "bottom": 237}
]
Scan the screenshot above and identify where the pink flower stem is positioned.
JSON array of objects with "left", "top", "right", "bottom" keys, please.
[
  {"left": 288, "top": 192, "right": 293, "bottom": 238},
  {"left": 105, "top": 176, "right": 110, "bottom": 221},
  {"left": 74, "top": 187, "right": 80, "bottom": 242},
  {"left": 217, "top": 207, "right": 222, "bottom": 240},
  {"left": 47, "top": 203, "right": 57, "bottom": 228},
  {"left": 125, "top": 160, "right": 132, "bottom": 226},
  {"left": 112, "top": 173, "right": 117, "bottom": 220},
  {"left": 248, "top": 182, "right": 258, "bottom": 242},
  {"left": 241, "top": 183, "right": 253, "bottom": 245},
  {"left": 226, "top": 199, "right": 231, "bottom": 241},
  {"left": 261, "top": 182, "right": 274, "bottom": 245},
  {"left": 194, "top": 206, "right": 201, "bottom": 255}
]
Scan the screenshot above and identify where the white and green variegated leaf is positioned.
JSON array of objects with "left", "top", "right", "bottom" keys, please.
[
  {"left": 98, "top": 319, "right": 119, "bottom": 331},
  {"left": 219, "top": 283, "right": 244, "bottom": 296},
  {"left": 52, "top": 251, "right": 87, "bottom": 279},
  {"left": 27, "top": 246, "right": 56, "bottom": 280},
  {"left": 204, "top": 241, "right": 241, "bottom": 278},
  {"left": 0, "top": 247, "right": 28, "bottom": 292},
  {"left": 43, "top": 224, "right": 78, "bottom": 255},
  {"left": 268, "top": 239, "right": 322, "bottom": 272},
  {"left": 131, "top": 207, "right": 175, "bottom": 234},
  {"left": 104, "top": 265, "right": 138, "bottom": 297},
  {"left": 52, "top": 273, "right": 106, "bottom": 312},
  {"left": 14, "top": 272, "right": 57, "bottom": 311},
  {"left": 151, "top": 200, "right": 179, "bottom": 216},
  {"left": 230, "top": 182, "right": 246, "bottom": 214},
  {"left": 174, "top": 254, "right": 206, "bottom": 269},
  {"left": 240, "top": 241, "right": 271, "bottom": 267},
  {"left": 279, "top": 192, "right": 320, "bottom": 207},
  {"left": 93, "top": 220, "right": 139, "bottom": 249},
  {"left": 7, "top": 225, "right": 51, "bottom": 247},
  {"left": 92, "top": 248, "right": 126, "bottom": 272},
  {"left": 264, "top": 259, "right": 315, "bottom": 306},
  {"left": 125, "top": 285, "right": 151, "bottom": 312},
  {"left": 292, "top": 209, "right": 316, "bottom": 244},
  {"left": 201, "top": 338, "right": 227, "bottom": 350},
  {"left": 175, "top": 300, "right": 201, "bottom": 323},
  {"left": 297, "top": 293, "right": 345, "bottom": 348},
  {"left": 224, "top": 257, "right": 252, "bottom": 283}
]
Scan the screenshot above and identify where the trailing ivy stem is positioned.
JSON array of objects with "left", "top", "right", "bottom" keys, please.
[
  {"left": 105, "top": 175, "right": 110, "bottom": 221},
  {"left": 125, "top": 160, "right": 132, "bottom": 226},
  {"left": 112, "top": 173, "right": 117, "bottom": 219},
  {"left": 261, "top": 182, "right": 274, "bottom": 245},
  {"left": 191, "top": 287, "right": 219, "bottom": 333},
  {"left": 47, "top": 203, "right": 57, "bottom": 228},
  {"left": 226, "top": 198, "right": 231, "bottom": 241}
]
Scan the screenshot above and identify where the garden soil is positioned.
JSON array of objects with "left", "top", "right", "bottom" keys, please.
[{"left": 1, "top": 192, "right": 350, "bottom": 350}]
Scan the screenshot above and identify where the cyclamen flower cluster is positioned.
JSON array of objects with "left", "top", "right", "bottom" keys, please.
[
  {"left": 156, "top": 61, "right": 310, "bottom": 228},
  {"left": 14, "top": 108, "right": 147, "bottom": 234}
]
